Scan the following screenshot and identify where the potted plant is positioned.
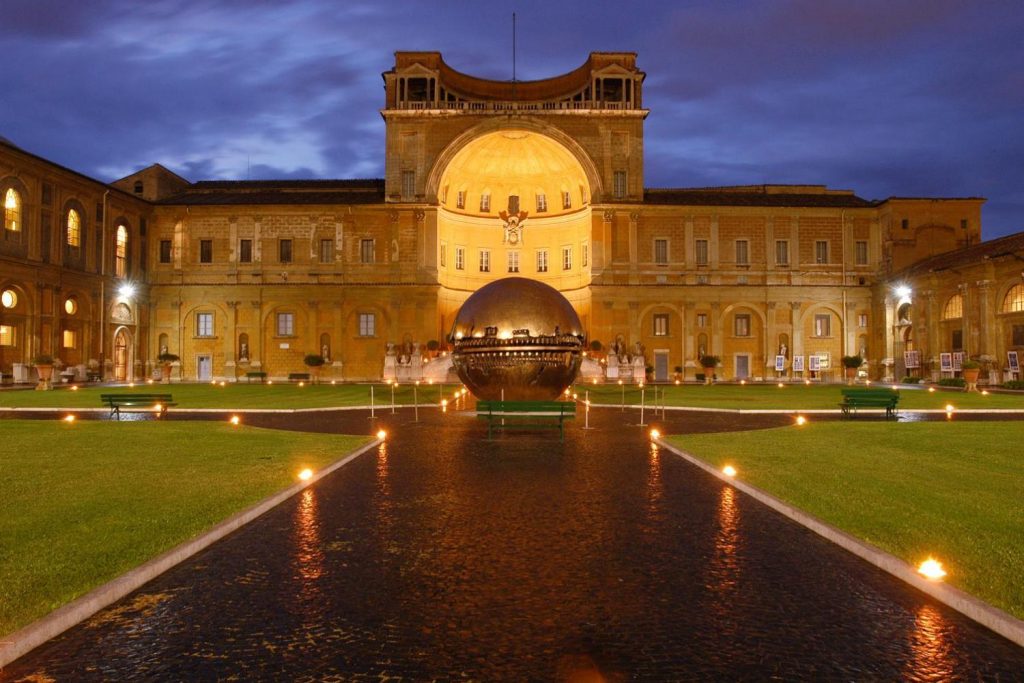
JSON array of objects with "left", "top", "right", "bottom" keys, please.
[
  {"left": 157, "top": 352, "right": 179, "bottom": 384},
  {"left": 425, "top": 339, "right": 440, "bottom": 360},
  {"left": 589, "top": 340, "right": 603, "bottom": 358},
  {"left": 840, "top": 355, "right": 863, "bottom": 385},
  {"left": 674, "top": 365, "right": 683, "bottom": 382},
  {"left": 32, "top": 354, "right": 56, "bottom": 391},
  {"left": 304, "top": 353, "right": 326, "bottom": 383},
  {"left": 961, "top": 359, "right": 981, "bottom": 392},
  {"left": 699, "top": 355, "right": 720, "bottom": 385}
]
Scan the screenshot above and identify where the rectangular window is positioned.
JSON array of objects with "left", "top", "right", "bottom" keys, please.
[
  {"left": 734, "top": 314, "right": 751, "bottom": 337},
  {"left": 276, "top": 312, "right": 294, "bottom": 337},
  {"left": 455, "top": 246, "right": 465, "bottom": 270},
  {"left": 440, "top": 242, "right": 447, "bottom": 268},
  {"left": 775, "top": 240, "right": 789, "bottom": 265},
  {"left": 199, "top": 239, "right": 213, "bottom": 263},
  {"left": 196, "top": 312, "right": 214, "bottom": 337},
  {"left": 697, "top": 313, "right": 707, "bottom": 328},
  {"left": 359, "top": 313, "right": 375, "bottom": 337},
  {"left": 582, "top": 242, "right": 589, "bottom": 267},
  {"left": 456, "top": 191, "right": 465, "bottom": 209},
  {"left": 654, "top": 238, "right": 668, "bottom": 265},
  {"left": 0, "top": 325, "right": 13, "bottom": 346},
  {"left": 901, "top": 218, "right": 909, "bottom": 230},
  {"left": 320, "top": 238, "right": 334, "bottom": 263},
  {"left": 735, "top": 240, "right": 749, "bottom": 265},
  {"left": 479, "top": 249, "right": 490, "bottom": 272},
  {"left": 507, "top": 251, "right": 520, "bottom": 273},
  {"left": 562, "top": 191, "right": 572, "bottom": 210},
  {"left": 159, "top": 240, "right": 172, "bottom": 264},
  {"left": 479, "top": 193, "right": 491, "bottom": 212},
  {"left": 536, "top": 249, "right": 548, "bottom": 273},
  {"left": 855, "top": 240, "right": 868, "bottom": 265},
  {"left": 360, "top": 238, "right": 374, "bottom": 264},
  {"left": 508, "top": 195, "right": 520, "bottom": 214},
  {"left": 401, "top": 170, "right": 415, "bottom": 199},
  {"left": 63, "top": 330, "right": 76, "bottom": 349},
  {"left": 239, "top": 239, "right": 252, "bottom": 263},
  {"left": 952, "top": 329, "right": 964, "bottom": 351},
  {"left": 562, "top": 246, "right": 572, "bottom": 271},
  {"left": 536, "top": 193, "right": 547, "bottom": 212},
  {"left": 613, "top": 170, "right": 627, "bottom": 199},
  {"left": 279, "top": 239, "right": 292, "bottom": 263},
  {"left": 695, "top": 239, "right": 709, "bottom": 266},
  {"left": 858, "top": 313, "right": 868, "bottom": 328},
  {"left": 1012, "top": 324, "right": 1024, "bottom": 347},
  {"left": 815, "top": 240, "right": 828, "bottom": 264},
  {"left": 814, "top": 313, "right": 831, "bottom": 337},
  {"left": 653, "top": 313, "right": 669, "bottom": 337}
]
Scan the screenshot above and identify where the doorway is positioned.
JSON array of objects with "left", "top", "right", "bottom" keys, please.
[
  {"left": 734, "top": 354, "right": 750, "bottom": 380},
  {"left": 197, "top": 355, "right": 212, "bottom": 381},
  {"left": 114, "top": 329, "right": 130, "bottom": 381},
  {"left": 654, "top": 350, "right": 669, "bottom": 382}
]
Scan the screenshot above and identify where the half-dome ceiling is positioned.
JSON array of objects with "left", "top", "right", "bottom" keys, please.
[{"left": 440, "top": 130, "right": 590, "bottom": 218}]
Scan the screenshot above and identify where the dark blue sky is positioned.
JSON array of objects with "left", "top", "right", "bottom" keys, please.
[{"left": 2, "top": 0, "right": 1022, "bottom": 238}]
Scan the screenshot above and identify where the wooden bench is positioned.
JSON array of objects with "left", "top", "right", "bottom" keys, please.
[
  {"left": 288, "top": 372, "right": 310, "bottom": 382},
  {"left": 86, "top": 370, "right": 102, "bottom": 382},
  {"left": 245, "top": 371, "right": 267, "bottom": 383},
  {"left": 101, "top": 393, "right": 177, "bottom": 420},
  {"left": 476, "top": 400, "right": 576, "bottom": 441},
  {"left": 839, "top": 387, "right": 900, "bottom": 419}
]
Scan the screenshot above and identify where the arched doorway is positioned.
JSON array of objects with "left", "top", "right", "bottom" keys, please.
[{"left": 113, "top": 328, "right": 131, "bottom": 382}]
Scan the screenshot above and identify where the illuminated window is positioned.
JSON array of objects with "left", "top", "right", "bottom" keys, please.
[
  {"left": 734, "top": 314, "right": 751, "bottom": 337},
  {"left": 358, "top": 313, "right": 375, "bottom": 337},
  {"left": 440, "top": 242, "right": 447, "bottom": 268},
  {"left": 455, "top": 246, "right": 465, "bottom": 270},
  {"left": 536, "top": 193, "right": 547, "bottom": 212},
  {"left": 319, "top": 238, "right": 334, "bottom": 263},
  {"left": 456, "top": 191, "right": 465, "bottom": 209},
  {"left": 359, "top": 238, "right": 373, "bottom": 264},
  {"left": 697, "top": 313, "right": 707, "bottom": 328},
  {"left": 735, "top": 240, "right": 749, "bottom": 265},
  {"left": 536, "top": 249, "right": 548, "bottom": 273},
  {"left": 64, "top": 297, "right": 77, "bottom": 315},
  {"left": 66, "top": 209, "right": 81, "bottom": 247},
  {"left": 613, "top": 171, "right": 627, "bottom": 199},
  {"left": 0, "top": 325, "right": 13, "bottom": 346},
  {"left": 582, "top": 242, "right": 589, "bottom": 267},
  {"left": 507, "top": 251, "right": 519, "bottom": 273},
  {"left": 695, "top": 239, "right": 709, "bottom": 266},
  {"left": 1003, "top": 284, "right": 1024, "bottom": 313},
  {"left": 815, "top": 240, "right": 828, "bottom": 265},
  {"left": 115, "top": 224, "right": 128, "bottom": 277},
  {"left": 479, "top": 249, "right": 490, "bottom": 272},
  {"left": 654, "top": 239, "right": 668, "bottom": 264},
  {"left": 562, "top": 246, "right": 572, "bottom": 270},
  {"left": 479, "top": 193, "right": 491, "bottom": 212},
  {"left": 562, "top": 191, "right": 572, "bottom": 210},
  {"left": 196, "top": 312, "right": 214, "bottom": 337},
  {"left": 4, "top": 188, "right": 21, "bottom": 231},
  {"left": 855, "top": 240, "right": 868, "bottom": 265},
  {"left": 401, "top": 170, "right": 415, "bottom": 199},
  {"left": 276, "top": 312, "right": 294, "bottom": 336},
  {"left": 1, "top": 289, "right": 17, "bottom": 308},
  {"left": 858, "top": 313, "right": 868, "bottom": 328},
  {"left": 814, "top": 313, "right": 831, "bottom": 337},
  {"left": 942, "top": 294, "right": 963, "bottom": 320},
  {"left": 775, "top": 240, "right": 789, "bottom": 265},
  {"left": 63, "top": 329, "right": 76, "bottom": 349},
  {"left": 653, "top": 313, "right": 669, "bottom": 336}
]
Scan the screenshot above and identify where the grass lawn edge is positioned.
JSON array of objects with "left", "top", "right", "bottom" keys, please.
[
  {"left": 0, "top": 436, "right": 382, "bottom": 669},
  {"left": 654, "top": 437, "right": 1024, "bottom": 650}
]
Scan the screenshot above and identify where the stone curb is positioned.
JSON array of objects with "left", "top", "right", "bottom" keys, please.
[
  {"left": 654, "top": 438, "right": 1024, "bottom": 649},
  {"left": 0, "top": 437, "right": 383, "bottom": 669},
  {"left": 589, "top": 405, "right": 1024, "bottom": 415},
  {"left": 0, "top": 405, "right": 440, "bottom": 415}
]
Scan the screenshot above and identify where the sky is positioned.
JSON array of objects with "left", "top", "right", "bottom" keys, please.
[{"left": 2, "top": 0, "right": 1022, "bottom": 239}]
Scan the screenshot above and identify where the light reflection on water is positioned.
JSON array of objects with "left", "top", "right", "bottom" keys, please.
[
  {"left": 906, "top": 604, "right": 956, "bottom": 681},
  {"left": 293, "top": 488, "right": 324, "bottom": 590},
  {"left": 708, "top": 484, "right": 741, "bottom": 630}
]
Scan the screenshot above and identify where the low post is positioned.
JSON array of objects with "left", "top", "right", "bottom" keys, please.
[
  {"left": 584, "top": 390, "right": 591, "bottom": 429},
  {"left": 370, "top": 384, "right": 376, "bottom": 419},
  {"left": 619, "top": 380, "right": 625, "bottom": 412},
  {"left": 639, "top": 384, "right": 646, "bottom": 426},
  {"left": 414, "top": 381, "right": 419, "bottom": 422},
  {"left": 390, "top": 380, "right": 396, "bottom": 414}
]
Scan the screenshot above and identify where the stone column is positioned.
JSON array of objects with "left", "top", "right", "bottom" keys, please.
[
  {"left": 976, "top": 279, "right": 993, "bottom": 358},
  {"left": 628, "top": 212, "right": 639, "bottom": 284},
  {"left": 883, "top": 296, "right": 895, "bottom": 382}
]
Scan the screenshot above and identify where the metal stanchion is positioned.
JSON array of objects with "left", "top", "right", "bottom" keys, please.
[
  {"left": 639, "top": 384, "right": 646, "bottom": 426},
  {"left": 369, "top": 384, "right": 376, "bottom": 419},
  {"left": 414, "top": 381, "right": 419, "bottom": 422},
  {"left": 390, "top": 380, "right": 396, "bottom": 414}
]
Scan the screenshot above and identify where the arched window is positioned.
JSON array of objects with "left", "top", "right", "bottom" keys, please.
[
  {"left": 1004, "top": 284, "right": 1024, "bottom": 313},
  {"left": 4, "top": 188, "right": 21, "bottom": 232},
  {"left": 67, "top": 209, "right": 81, "bottom": 247},
  {"left": 942, "top": 293, "right": 963, "bottom": 320},
  {"left": 115, "top": 224, "right": 128, "bottom": 277}
]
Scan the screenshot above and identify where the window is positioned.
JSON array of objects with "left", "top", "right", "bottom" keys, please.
[
  {"left": 401, "top": 170, "right": 415, "bottom": 199},
  {"left": 695, "top": 239, "right": 709, "bottom": 266},
  {"left": 536, "top": 249, "right": 548, "bottom": 273},
  {"left": 199, "top": 239, "right": 213, "bottom": 263},
  {"left": 1013, "top": 325, "right": 1024, "bottom": 347},
  {"left": 64, "top": 297, "right": 77, "bottom": 315},
  {"left": 855, "top": 240, "right": 868, "bottom": 265},
  {"left": 814, "top": 314, "right": 831, "bottom": 337},
  {"left": 697, "top": 313, "right": 707, "bottom": 328},
  {"left": 456, "top": 191, "right": 465, "bottom": 209},
  {"left": 479, "top": 249, "right": 490, "bottom": 272},
  {"left": 734, "top": 314, "right": 751, "bottom": 337},
  {"left": 536, "top": 193, "right": 547, "bottom": 212},
  {"left": 654, "top": 239, "right": 668, "bottom": 265},
  {"left": 1, "top": 289, "right": 17, "bottom": 309},
  {"left": 455, "top": 246, "right": 465, "bottom": 270},
  {"left": 67, "top": 209, "right": 81, "bottom": 247},
  {"left": 196, "top": 312, "right": 214, "bottom": 337},
  {"left": 562, "top": 246, "right": 572, "bottom": 270},
  {"left": 0, "top": 325, "right": 13, "bottom": 346},
  {"left": 858, "top": 313, "right": 868, "bottom": 328},
  {"left": 159, "top": 240, "right": 172, "bottom": 264},
  {"left": 562, "top": 191, "right": 572, "bottom": 210},
  {"left": 951, "top": 329, "right": 963, "bottom": 351},
  {"left": 775, "top": 240, "right": 789, "bottom": 266},
  {"left": 239, "top": 239, "right": 252, "bottom": 263},
  {"left": 320, "top": 238, "right": 334, "bottom": 263},
  {"left": 440, "top": 242, "right": 447, "bottom": 268},
  {"left": 63, "top": 330, "right": 76, "bottom": 349},
  {"left": 507, "top": 251, "right": 520, "bottom": 273},
  {"left": 942, "top": 294, "right": 963, "bottom": 320},
  {"left": 901, "top": 218, "right": 909, "bottom": 230},
  {"left": 479, "top": 193, "right": 491, "bottom": 212},
  {"left": 4, "top": 188, "right": 21, "bottom": 231},
  {"left": 359, "top": 238, "right": 374, "bottom": 264},
  {"left": 133, "top": 180, "right": 144, "bottom": 195},
  {"left": 613, "top": 171, "right": 627, "bottom": 199},
  {"left": 276, "top": 312, "right": 294, "bottom": 336},
  {"left": 582, "top": 242, "right": 589, "bottom": 267},
  {"left": 279, "top": 239, "right": 293, "bottom": 263},
  {"left": 359, "top": 313, "right": 375, "bottom": 337},
  {"left": 815, "top": 240, "right": 828, "bottom": 264},
  {"left": 115, "top": 224, "right": 128, "bottom": 277},
  {"left": 735, "top": 240, "right": 749, "bottom": 265},
  {"left": 1003, "top": 284, "right": 1024, "bottom": 313},
  {"left": 653, "top": 313, "right": 669, "bottom": 336}
]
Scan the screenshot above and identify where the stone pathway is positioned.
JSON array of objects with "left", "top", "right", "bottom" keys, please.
[{"left": 3, "top": 407, "right": 1023, "bottom": 680}]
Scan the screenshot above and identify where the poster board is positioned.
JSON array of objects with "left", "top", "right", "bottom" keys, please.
[
  {"left": 793, "top": 355, "right": 805, "bottom": 372},
  {"left": 774, "top": 355, "right": 786, "bottom": 372},
  {"left": 904, "top": 350, "right": 921, "bottom": 369},
  {"left": 952, "top": 352, "right": 964, "bottom": 372},
  {"left": 1009, "top": 351, "right": 1020, "bottom": 372},
  {"left": 939, "top": 353, "right": 953, "bottom": 372},
  {"left": 816, "top": 353, "right": 831, "bottom": 370},
  {"left": 808, "top": 355, "right": 820, "bottom": 372}
]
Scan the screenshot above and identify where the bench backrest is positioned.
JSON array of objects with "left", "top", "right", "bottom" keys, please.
[
  {"left": 840, "top": 388, "right": 899, "bottom": 400},
  {"left": 477, "top": 400, "right": 575, "bottom": 414},
  {"left": 100, "top": 393, "right": 174, "bottom": 403}
]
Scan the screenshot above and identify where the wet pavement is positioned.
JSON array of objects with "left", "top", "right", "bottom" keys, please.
[{"left": 3, "top": 406, "right": 1024, "bottom": 680}]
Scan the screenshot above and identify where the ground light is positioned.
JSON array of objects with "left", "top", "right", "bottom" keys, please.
[
  {"left": 70, "top": 385, "right": 78, "bottom": 391},
  {"left": 376, "top": 429, "right": 387, "bottom": 440},
  {"left": 298, "top": 468, "right": 313, "bottom": 481},
  {"left": 804, "top": 380, "right": 811, "bottom": 385},
  {"left": 64, "top": 415, "right": 75, "bottom": 423},
  {"left": 722, "top": 465, "right": 737, "bottom": 477},
  {"left": 929, "top": 387, "right": 936, "bottom": 393},
  {"left": 740, "top": 380, "right": 746, "bottom": 385},
  {"left": 777, "top": 382, "right": 784, "bottom": 388},
  {"left": 982, "top": 390, "right": 990, "bottom": 396},
  {"left": 649, "top": 428, "right": 660, "bottom": 439},
  {"left": 229, "top": 415, "right": 240, "bottom": 425},
  {"left": 146, "top": 379, "right": 154, "bottom": 385},
  {"left": 795, "top": 415, "right": 807, "bottom": 426},
  {"left": 918, "top": 558, "right": 947, "bottom": 581}
]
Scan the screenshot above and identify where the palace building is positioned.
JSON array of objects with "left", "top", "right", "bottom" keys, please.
[{"left": 2, "top": 52, "right": 1023, "bottom": 384}]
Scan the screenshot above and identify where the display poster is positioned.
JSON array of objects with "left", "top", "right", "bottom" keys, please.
[
  {"left": 939, "top": 353, "right": 953, "bottom": 372},
  {"left": 952, "top": 351, "right": 964, "bottom": 371},
  {"left": 1009, "top": 351, "right": 1020, "bottom": 372},
  {"left": 809, "top": 355, "right": 820, "bottom": 372},
  {"left": 905, "top": 350, "right": 921, "bottom": 369},
  {"left": 775, "top": 355, "right": 786, "bottom": 372},
  {"left": 817, "top": 353, "right": 831, "bottom": 370},
  {"left": 793, "top": 355, "right": 805, "bottom": 372}
]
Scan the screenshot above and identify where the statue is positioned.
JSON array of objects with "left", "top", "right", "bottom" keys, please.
[
  {"left": 321, "top": 344, "right": 329, "bottom": 362},
  {"left": 633, "top": 340, "right": 645, "bottom": 361},
  {"left": 779, "top": 343, "right": 787, "bottom": 358},
  {"left": 239, "top": 342, "right": 249, "bottom": 360},
  {"left": 698, "top": 343, "right": 706, "bottom": 359},
  {"left": 160, "top": 344, "right": 168, "bottom": 356}
]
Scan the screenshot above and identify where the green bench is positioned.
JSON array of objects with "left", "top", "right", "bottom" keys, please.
[
  {"left": 476, "top": 400, "right": 576, "bottom": 441},
  {"left": 839, "top": 387, "right": 900, "bottom": 419},
  {"left": 245, "top": 371, "right": 267, "bottom": 383},
  {"left": 101, "top": 393, "right": 176, "bottom": 420},
  {"left": 288, "top": 372, "right": 310, "bottom": 382}
]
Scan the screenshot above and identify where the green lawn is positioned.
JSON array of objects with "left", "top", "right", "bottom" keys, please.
[
  {"left": 0, "top": 420, "right": 371, "bottom": 636},
  {"left": 576, "top": 382, "right": 1024, "bottom": 411},
  {"left": 0, "top": 382, "right": 459, "bottom": 410},
  {"left": 666, "top": 422, "right": 1024, "bottom": 619}
]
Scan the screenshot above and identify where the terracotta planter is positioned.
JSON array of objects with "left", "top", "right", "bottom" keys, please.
[
  {"left": 160, "top": 363, "right": 172, "bottom": 384},
  {"left": 35, "top": 364, "right": 54, "bottom": 391},
  {"left": 845, "top": 366, "right": 857, "bottom": 385},
  {"left": 963, "top": 367, "right": 981, "bottom": 391}
]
